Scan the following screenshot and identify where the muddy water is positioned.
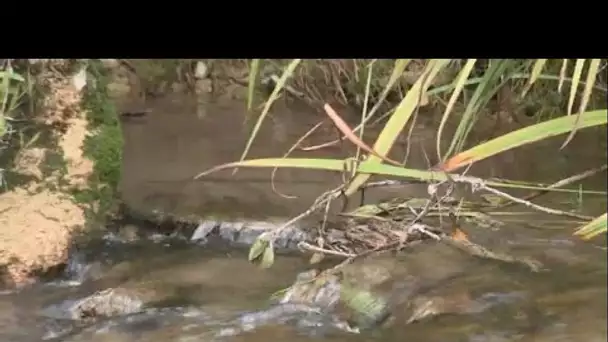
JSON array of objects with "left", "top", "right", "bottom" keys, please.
[{"left": 1, "top": 92, "right": 606, "bottom": 341}]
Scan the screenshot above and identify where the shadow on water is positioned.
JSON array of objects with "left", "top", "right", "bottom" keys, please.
[{"left": 1, "top": 92, "right": 606, "bottom": 341}]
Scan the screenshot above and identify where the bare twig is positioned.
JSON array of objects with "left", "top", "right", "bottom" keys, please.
[
  {"left": 263, "top": 186, "right": 343, "bottom": 242},
  {"left": 442, "top": 235, "right": 544, "bottom": 272},
  {"left": 443, "top": 174, "right": 595, "bottom": 221},
  {"left": 298, "top": 242, "right": 355, "bottom": 257},
  {"left": 270, "top": 120, "right": 326, "bottom": 199},
  {"left": 481, "top": 185, "right": 593, "bottom": 221},
  {"left": 498, "top": 164, "right": 608, "bottom": 208}
]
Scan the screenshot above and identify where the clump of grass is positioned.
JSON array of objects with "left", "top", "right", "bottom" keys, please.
[
  {"left": 77, "top": 60, "right": 124, "bottom": 220},
  {"left": 0, "top": 60, "right": 37, "bottom": 190}
]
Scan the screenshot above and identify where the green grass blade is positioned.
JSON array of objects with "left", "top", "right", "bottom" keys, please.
[
  {"left": 441, "top": 110, "right": 608, "bottom": 172},
  {"left": 561, "top": 59, "right": 601, "bottom": 148},
  {"left": 447, "top": 59, "right": 516, "bottom": 157},
  {"left": 195, "top": 157, "right": 604, "bottom": 194},
  {"left": 0, "top": 71, "right": 25, "bottom": 83},
  {"left": 236, "top": 59, "right": 301, "bottom": 173},
  {"left": 558, "top": 59, "right": 568, "bottom": 93},
  {"left": 521, "top": 59, "right": 548, "bottom": 97},
  {"left": 345, "top": 59, "right": 451, "bottom": 196},
  {"left": 578, "top": 59, "right": 601, "bottom": 115},
  {"left": 437, "top": 58, "right": 477, "bottom": 162},
  {"left": 247, "top": 59, "right": 260, "bottom": 112},
  {"left": 574, "top": 213, "right": 607, "bottom": 240},
  {"left": 366, "top": 59, "right": 411, "bottom": 119},
  {"left": 0, "top": 67, "right": 13, "bottom": 137},
  {"left": 567, "top": 59, "right": 585, "bottom": 116}
]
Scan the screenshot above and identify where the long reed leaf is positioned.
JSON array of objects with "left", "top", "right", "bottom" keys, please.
[
  {"left": 437, "top": 59, "right": 477, "bottom": 162},
  {"left": 558, "top": 59, "right": 568, "bottom": 93},
  {"left": 194, "top": 157, "right": 605, "bottom": 194},
  {"left": 445, "top": 59, "right": 514, "bottom": 157},
  {"left": 247, "top": 59, "right": 260, "bottom": 111},
  {"left": 366, "top": 59, "right": 411, "bottom": 119},
  {"left": 574, "top": 213, "right": 607, "bottom": 240},
  {"left": 521, "top": 59, "right": 547, "bottom": 97},
  {"left": 236, "top": 59, "right": 301, "bottom": 173},
  {"left": 566, "top": 59, "right": 585, "bottom": 116},
  {"left": 561, "top": 59, "right": 601, "bottom": 148},
  {"left": 440, "top": 110, "right": 608, "bottom": 172},
  {"left": 345, "top": 59, "right": 451, "bottom": 196}
]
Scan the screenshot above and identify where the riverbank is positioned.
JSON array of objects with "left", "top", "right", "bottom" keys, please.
[{"left": 0, "top": 60, "right": 126, "bottom": 287}]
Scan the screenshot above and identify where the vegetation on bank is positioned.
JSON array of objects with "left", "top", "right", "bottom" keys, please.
[
  {"left": 76, "top": 61, "right": 123, "bottom": 221},
  {"left": 0, "top": 60, "right": 123, "bottom": 225},
  {"left": 0, "top": 61, "right": 30, "bottom": 188},
  {"left": 191, "top": 59, "right": 607, "bottom": 267}
]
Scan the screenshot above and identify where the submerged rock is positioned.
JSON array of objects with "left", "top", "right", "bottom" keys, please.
[
  {"left": 113, "top": 204, "right": 313, "bottom": 249},
  {"left": 189, "top": 220, "right": 311, "bottom": 249},
  {"left": 40, "top": 244, "right": 309, "bottom": 322},
  {"left": 41, "top": 288, "right": 144, "bottom": 320},
  {"left": 278, "top": 240, "right": 508, "bottom": 329}
]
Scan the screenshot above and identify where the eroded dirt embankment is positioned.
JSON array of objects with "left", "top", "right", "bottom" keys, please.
[{"left": 0, "top": 61, "right": 94, "bottom": 287}]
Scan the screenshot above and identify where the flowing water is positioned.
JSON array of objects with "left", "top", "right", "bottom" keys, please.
[
  {"left": 1, "top": 93, "right": 606, "bottom": 341},
  {"left": 1, "top": 222, "right": 606, "bottom": 342}
]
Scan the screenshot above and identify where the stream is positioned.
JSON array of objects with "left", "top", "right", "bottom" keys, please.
[
  {"left": 2, "top": 92, "right": 606, "bottom": 341},
  {"left": 0, "top": 218, "right": 606, "bottom": 342}
]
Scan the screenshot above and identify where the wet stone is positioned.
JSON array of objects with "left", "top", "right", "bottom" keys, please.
[
  {"left": 41, "top": 288, "right": 144, "bottom": 321},
  {"left": 189, "top": 220, "right": 312, "bottom": 249}
]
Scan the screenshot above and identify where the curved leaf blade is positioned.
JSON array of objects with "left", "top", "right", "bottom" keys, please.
[
  {"left": 236, "top": 59, "right": 301, "bottom": 173},
  {"left": 437, "top": 58, "right": 477, "bottom": 162},
  {"left": 521, "top": 59, "right": 547, "bottom": 97},
  {"left": 441, "top": 110, "right": 607, "bottom": 172},
  {"left": 194, "top": 157, "right": 606, "bottom": 194},
  {"left": 446, "top": 59, "right": 515, "bottom": 157},
  {"left": 366, "top": 59, "right": 411, "bottom": 119},
  {"left": 561, "top": 59, "right": 601, "bottom": 148},
  {"left": 345, "top": 59, "right": 451, "bottom": 196},
  {"left": 260, "top": 241, "right": 275, "bottom": 269},
  {"left": 574, "top": 213, "right": 607, "bottom": 240},
  {"left": 247, "top": 59, "right": 260, "bottom": 112},
  {"left": 248, "top": 237, "right": 269, "bottom": 262},
  {"left": 566, "top": 59, "right": 585, "bottom": 116},
  {"left": 558, "top": 59, "right": 568, "bottom": 93}
]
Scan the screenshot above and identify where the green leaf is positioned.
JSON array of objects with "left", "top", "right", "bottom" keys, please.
[
  {"left": 437, "top": 58, "right": 477, "bottom": 161},
  {"left": 247, "top": 59, "right": 260, "bottom": 112},
  {"left": 558, "top": 59, "right": 568, "bottom": 93},
  {"left": 340, "top": 282, "right": 389, "bottom": 327},
  {"left": 574, "top": 213, "right": 607, "bottom": 240},
  {"left": 480, "top": 194, "right": 505, "bottom": 207},
  {"left": 521, "top": 59, "right": 548, "bottom": 97},
  {"left": 236, "top": 59, "right": 301, "bottom": 174},
  {"left": 446, "top": 59, "right": 516, "bottom": 157},
  {"left": 442, "top": 110, "right": 608, "bottom": 172},
  {"left": 260, "top": 241, "right": 275, "bottom": 269},
  {"left": 248, "top": 237, "right": 269, "bottom": 262},
  {"left": 366, "top": 59, "right": 411, "bottom": 119},
  {"left": 0, "top": 71, "right": 25, "bottom": 83},
  {"left": 561, "top": 59, "right": 602, "bottom": 148},
  {"left": 309, "top": 252, "right": 325, "bottom": 265},
  {"left": 566, "top": 59, "right": 585, "bottom": 116},
  {"left": 0, "top": 67, "right": 13, "bottom": 137},
  {"left": 195, "top": 157, "right": 606, "bottom": 195},
  {"left": 345, "top": 59, "right": 451, "bottom": 196}
]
